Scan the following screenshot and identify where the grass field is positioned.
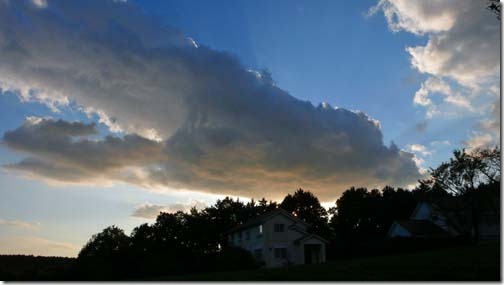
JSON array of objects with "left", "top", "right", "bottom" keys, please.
[{"left": 153, "top": 242, "right": 500, "bottom": 281}]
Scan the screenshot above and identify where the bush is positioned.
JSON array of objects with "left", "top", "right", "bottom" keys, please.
[{"left": 211, "top": 247, "right": 260, "bottom": 272}]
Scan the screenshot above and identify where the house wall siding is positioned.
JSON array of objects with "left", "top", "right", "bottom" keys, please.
[{"left": 388, "top": 222, "right": 412, "bottom": 238}]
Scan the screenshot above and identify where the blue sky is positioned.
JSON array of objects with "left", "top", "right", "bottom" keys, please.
[{"left": 0, "top": 0, "right": 499, "bottom": 256}]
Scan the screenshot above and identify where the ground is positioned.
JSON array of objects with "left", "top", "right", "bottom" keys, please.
[
  {"left": 0, "top": 242, "right": 499, "bottom": 281},
  {"left": 152, "top": 242, "right": 500, "bottom": 281}
]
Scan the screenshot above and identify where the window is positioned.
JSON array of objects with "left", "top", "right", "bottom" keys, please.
[
  {"left": 274, "top": 223, "right": 285, "bottom": 232},
  {"left": 254, "top": 249, "right": 263, "bottom": 260},
  {"left": 274, "top": 248, "right": 287, "bottom": 259},
  {"left": 245, "top": 230, "right": 250, "bottom": 240},
  {"left": 257, "top": 224, "right": 263, "bottom": 238},
  {"left": 238, "top": 231, "right": 242, "bottom": 242}
]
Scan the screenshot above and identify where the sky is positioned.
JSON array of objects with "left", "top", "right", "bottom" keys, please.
[{"left": 0, "top": 0, "right": 500, "bottom": 257}]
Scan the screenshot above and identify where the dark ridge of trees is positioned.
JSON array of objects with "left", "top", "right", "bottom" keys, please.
[{"left": 63, "top": 147, "right": 501, "bottom": 280}]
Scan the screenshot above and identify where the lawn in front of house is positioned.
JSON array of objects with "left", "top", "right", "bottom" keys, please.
[{"left": 153, "top": 241, "right": 500, "bottom": 281}]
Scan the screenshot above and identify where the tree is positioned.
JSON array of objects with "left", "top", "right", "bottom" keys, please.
[
  {"left": 472, "top": 147, "right": 500, "bottom": 183},
  {"left": 418, "top": 147, "right": 501, "bottom": 242},
  {"left": 77, "top": 225, "right": 131, "bottom": 280},
  {"left": 329, "top": 186, "right": 417, "bottom": 240},
  {"left": 487, "top": 0, "right": 501, "bottom": 20},
  {"left": 419, "top": 147, "right": 500, "bottom": 196},
  {"left": 256, "top": 198, "right": 279, "bottom": 214},
  {"left": 78, "top": 225, "right": 130, "bottom": 259},
  {"left": 280, "top": 189, "right": 331, "bottom": 238}
]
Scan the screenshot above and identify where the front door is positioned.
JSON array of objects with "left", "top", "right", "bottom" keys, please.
[{"left": 304, "top": 244, "right": 321, "bottom": 264}]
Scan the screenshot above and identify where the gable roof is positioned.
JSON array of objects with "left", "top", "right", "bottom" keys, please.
[
  {"left": 418, "top": 195, "right": 499, "bottom": 212},
  {"left": 225, "top": 208, "right": 309, "bottom": 234},
  {"left": 411, "top": 197, "right": 499, "bottom": 225},
  {"left": 294, "top": 233, "right": 329, "bottom": 244},
  {"left": 394, "top": 220, "right": 450, "bottom": 238},
  {"left": 410, "top": 201, "right": 432, "bottom": 219}
]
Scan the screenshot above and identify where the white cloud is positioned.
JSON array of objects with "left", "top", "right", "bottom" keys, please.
[
  {"left": 372, "top": 0, "right": 499, "bottom": 146},
  {"left": 406, "top": 143, "right": 433, "bottom": 175},
  {"left": 368, "top": 0, "right": 458, "bottom": 35},
  {"left": 407, "top": 143, "right": 432, "bottom": 157},
  {"left": 411, "top": 156, "right": 428, "bottom": 175}
]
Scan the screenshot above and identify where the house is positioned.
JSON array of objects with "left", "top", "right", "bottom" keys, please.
[
  {"left": 388, "top": 197, "right": 499, "bottom": 240},
  {"left": 226, "top": 208, "right": 328, "bottom": 267}
]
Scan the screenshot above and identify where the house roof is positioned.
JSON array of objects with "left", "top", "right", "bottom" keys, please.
[
  {"left": 394, "top": 220, "right": 451, "bottom": 238},
  {"left": 294, "top": 233, "right": 329, "bottom": 244},
  {"left": 225, "top": 208, "right": 309, "bottom": 234},
  {"left": 420, "top": 196, "right": 499, "bottom": 212}
]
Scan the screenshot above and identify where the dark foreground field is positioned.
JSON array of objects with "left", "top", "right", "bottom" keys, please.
[
  {"left": 0, "top": 242, "right": 499, "bottom": 281},
  {"left": 0, "top": 255, "right": 75, "bottom": 281},
  {"left": 153, "top": 242, "right": 500, "bottom": 281}
]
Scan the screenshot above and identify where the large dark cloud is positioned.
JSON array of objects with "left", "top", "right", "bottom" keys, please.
[
  {"left": 0, "top": 0, "right": 421, "bottom": 200},
  {"left": 3, "top": 118, "right": 163, "bottom": 184}
]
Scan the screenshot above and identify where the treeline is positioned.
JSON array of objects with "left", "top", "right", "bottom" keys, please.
[
  {"left": 73, "top": 147, "right": 499, "bottom": 280},
  {"left": 0, "top": 255, "right": 75, "bottom": 281}
]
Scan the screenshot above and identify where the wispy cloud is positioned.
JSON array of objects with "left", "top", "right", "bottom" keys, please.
[
  {"left": 0, "top": 218, "right": 40, "bottom": 230},
  {"left": 0, "top": 236, "right": 79, "bottom": 257},
  {"left": 430, "top": 140, "right": 451, "bottom": 147},
  {"left": 463, "top": 132, "right": 495, "bottom": 151}
]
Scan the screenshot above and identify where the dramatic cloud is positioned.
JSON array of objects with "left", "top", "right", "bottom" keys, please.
[
  {"left": 0, "top": 0, "right": 421, "bottom": 200},
  {"left": 371, "top": 0, "right": 500, "bottom": 144},
  {"left": 132, "top": 200, "right": 207, "bottom": 219},
  {"left": 3, "top": 117, "right": 164, "bottom": 184}
]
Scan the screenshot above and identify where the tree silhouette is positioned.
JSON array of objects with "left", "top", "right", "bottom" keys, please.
[
  {"left": 77, "top": 225, "right": 131, "bottom": 280},
  {"left": 280, "top": 188, "right": 331, "bottom": 238},
  {"left": 418, "top": 147, "right": 501, "bottom": 242},
  {"left": 78, "top": 225, "right": 130, "bottom": 259},
  {"left": 419, "top": 148, "right": 500, "bottom": 196},
  {"left": 487, "top": 0, "right": 501, "bottom": 20}
]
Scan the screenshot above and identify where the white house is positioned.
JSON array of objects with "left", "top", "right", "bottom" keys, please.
[
  {"left": 388, "top": 198, "right": 499, "bottom": 240},
  {"left": 226, "top": 208, "right": 328, "bottom": 267}
]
